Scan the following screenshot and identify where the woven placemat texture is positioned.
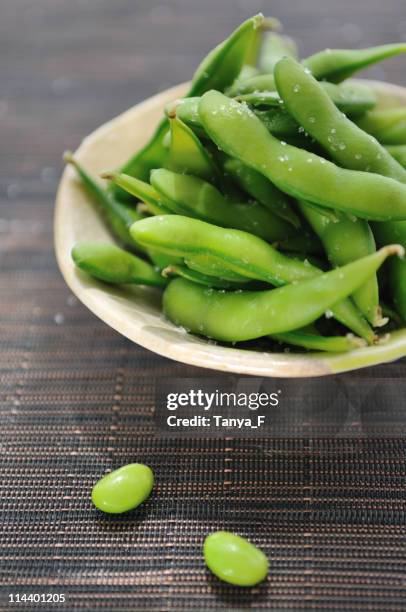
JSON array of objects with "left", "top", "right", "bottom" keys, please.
[{"left": 2, "top": 1, "right": 406, "bottom": 609}]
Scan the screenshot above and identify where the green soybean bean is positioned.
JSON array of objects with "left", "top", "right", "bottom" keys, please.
[
  {"left": 168, "top": 117, "right": 218, "bottom": 181},
  {"left": 259, "top": 31, "right": 298, "bottom": 74},
  {"left": 203, "top": 532, "right": 268, "bottom": 587},
  {"left": 111, "top": 15, "right": 264, "bottom": 201},
  {"left": 72, "top": 242, "right": 167, "bottom": 287},
  {"left": 386, "top": 144, "right": 406, "bottom": 168},
  {"left": 356, "top": 108, "right": 406, "bottom": 145},
  {"left": 64, "top": 153, "right": 144, "bottom": 252},
  {"left": 163, "top": 246, "right": 400, "bottom": 342},
  {"left": 223, "top": 157, "right": 300, "bottom": 228},
  {"left": 150, "top": 168, "right": 296, "bottom": 242},
  {"left": 199, "top": 91, "right": 406, "bottom": 221},
  {"left": 91, "top": 463, "right": 154, "bottom": 514},
  {"left": 272, "top": 330, "right": 366, "bottom": 352},
  {"left": 298, "top": 201, "right": 381, "bottom": 326},
  {"left": 303, "top": 43, "right": 406, "bottom": 83},
  {"left": 130, "top": 215, "right": 375, "bottom": 342},
  {"left": 274, "top": 57, "right": 406, "bottom": 181}
]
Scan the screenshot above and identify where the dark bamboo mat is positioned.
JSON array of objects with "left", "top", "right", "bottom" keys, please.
[{"left": 2, "top": 1, "right": 406, "bottom": 609}]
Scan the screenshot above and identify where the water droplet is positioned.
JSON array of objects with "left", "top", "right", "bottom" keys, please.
[
  {"left": 280, "top": 141, "right": 287, "bottom": 146},
  {"left": 355, "top": 153, "right": 362, "bottom": 160},
  {"left": 308, "top": 116, "right": 316, "bottom": 124},
  {"left": 338, "top": 142, "right": 346, "bottom": 151},
  {"left": 293, "top": 84, "right": 301, "bottom": 93}
]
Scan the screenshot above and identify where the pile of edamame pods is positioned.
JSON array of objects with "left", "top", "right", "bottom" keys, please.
[{"left": 66, "top": 14, "right": 406, "bottom": 354}]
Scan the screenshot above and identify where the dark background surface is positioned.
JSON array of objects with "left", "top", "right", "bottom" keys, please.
[{"left": 1, "top": 0, "right": 406, "bottom": 610}]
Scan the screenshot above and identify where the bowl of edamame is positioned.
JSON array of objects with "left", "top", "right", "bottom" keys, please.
[{"left": 55, "top": 14, "right": 406, "bottom": 376}]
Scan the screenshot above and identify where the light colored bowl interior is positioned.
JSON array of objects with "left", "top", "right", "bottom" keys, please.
[{"left": 55, "top": 80, "right": 406, "bottom": 377}]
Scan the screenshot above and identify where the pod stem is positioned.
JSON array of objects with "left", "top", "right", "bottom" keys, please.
[{"left": 100, "top": 171, "right": 117, "bottom": 181}]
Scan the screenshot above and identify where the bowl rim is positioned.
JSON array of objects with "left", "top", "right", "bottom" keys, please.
[{"left": 55, "top": 79, "right": 406, "bottom": 377}]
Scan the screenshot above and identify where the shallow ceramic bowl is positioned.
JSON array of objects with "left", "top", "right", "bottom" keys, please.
[{"left": 55, "top": 80, "right": 406, "bottom": 377}]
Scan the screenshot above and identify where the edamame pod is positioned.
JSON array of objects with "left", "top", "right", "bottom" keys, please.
[
  {"left": 189, "top": 14, "right": 265, "bottom": 96},
  {"left": 373, "top": 221, "right": 406, "bottom": 320},
  {"left": 386, "top": 144, "right": 406, "bottom": 168},
  {"left": 236, "top": 81, "right": 377, "bottom": 117},
  {"left": 112, "top": 15, "right": 264, "bottom": 201},
  {"left": 64, "top": 153, "right": 144, "bottom": 251},
  {"left": 130, "top": 215, "right": 375, "bottom": 342},
  {"left": 163, "top": 245, "right": 401, "bottom": 342},
  {"left": 72, "top": 242, "right": 167, "bottom": 287},
  {"left": 271, "top": 330, "right": 366, "bottom": 352},
  {"left": 274, "top": 57, "right": 406, "bottom": 181},
  {"left": 101, "top": 172, "right": 171, "bottom": 216},
  {"left": 356, "top": 108, "right": 406, "bottom": 145},
  {"left": 259, "top": 31, "right": 298, "bottom": 73},
  {"left": 227, "top": 73, "right": 276, "bottom": 96},
  {"left": 162, "top": 264, "right": 245, "bottom": 289},
  {"left": 150, "top": 168, "right": 296, "bottom": 242},
  {"left": 110, "top": 118, "right": 169, "bottom": 202},
  {"left": 303, "top": 43, "right": 406, "bottom": 83},
  {"left": 223, "top": 157, "right": 300, "bottom": 228},
  {"left": 167, "top": 117, "right": 218, "bottom": 181},
  {"left": 199, "top": 91, "right": 406, "bottom": 220},
  {"left": 165, "top": 98, "right": 204, "bottom": 135},
  {"left": 298, "top": 201, "right": 381, "bottom": 326}
]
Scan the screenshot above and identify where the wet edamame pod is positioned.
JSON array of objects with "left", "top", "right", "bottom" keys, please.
[
  {"left": 303, "top": 43, "right": 406, "bottom": 82},
  {"left": 298, "top": 201, "right": 381, "bottom": 326},
  {"left": 150, "top": 168, "right": 297, "bottom": 242},
  {"left": 130, "top": 215, "right": 375, "bottom": 342},
  {"left": 274, "top": 57, "right": 406, "bottom": 181},
  {"left": 111, "top": 15, "right": 264, "bottom": 201},
  {"left": 199, "top": 91, "right": 406, "bottom": 221},
  {"left": 222, "top": 157, "right": 301, "bottom": 228},
  {"left": 356, "top": 108, "right": 406, "bottom": 145},
  {"left": 236, "top": 81, "right": 377, "bottom": 117},
  {"left": 163, "top": 246, "right": 402, "bottom": 342},
  {"left": 72, "top": 242, "right": 167, "bottom": 287}
]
